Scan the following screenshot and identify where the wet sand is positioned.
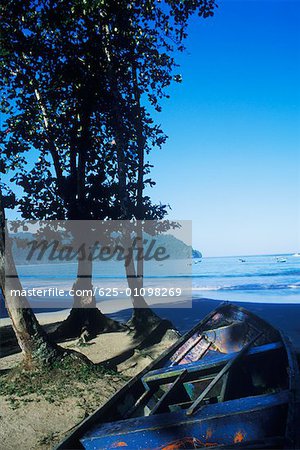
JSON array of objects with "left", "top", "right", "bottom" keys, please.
[{"left": 109, "top": 297, "right": 300, "bottom": 354}]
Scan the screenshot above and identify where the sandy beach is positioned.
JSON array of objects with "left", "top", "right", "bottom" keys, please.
[{"left": 0, "top": 303, "right": 179, "bottom": 450}]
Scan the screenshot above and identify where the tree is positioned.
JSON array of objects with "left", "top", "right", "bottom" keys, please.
[
  {"left": 98, "top": 0, "right": 217, "bottom": 331},
  {"left": 0, "top": 187, "right": 91, "bottom": 369},
  {"left": 1, "top": 0, "right": 217, "bottom": 336},
  {"left": 0, "top": 0, "right": 126, "bottom": 338}
]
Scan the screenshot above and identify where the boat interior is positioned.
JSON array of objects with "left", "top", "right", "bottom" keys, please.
[
  {"left": 123, "top": 307, "right": 289, "bottom": 418},
  {"left": 132, "top": 340, "right": 288, "bottom": 418},
  {"left": 78, "top": 306, "right": 295, "bottom": 450}
]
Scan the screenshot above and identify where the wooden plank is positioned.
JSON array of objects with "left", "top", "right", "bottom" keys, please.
[
  {"left": 206, "top": 436, "right": 285, "bottom": 449},
  {"left": 123, "top": 389, "right": 153, "bottom": 419},
  {"left": 280, "top": 332, "right": 300, "bottom": 448},
  {"left": 186, "top": 332, "right": 263, "bottom": 416},
  {"left": 143, "top": 341, "right": 282, "bottom": 387},
  {"left": 170, "top": 335, "right": 204, "bottom": 366},
  {"left": 81, "top": 390, "right": 289, "bottom": 439},
  {"left": 80, "top": 395, "right": 289, "bottom": 450},
  {"left": 149, "top": 369, "right": 188, "bottom": 415}
]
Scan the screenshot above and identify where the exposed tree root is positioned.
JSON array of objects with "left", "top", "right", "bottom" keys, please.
[
  {"left": 127, "top": 307, "right": 175, "bottom": 340},
  {"left": 50, "top": 307, "right": 126, "bottom": 342}
]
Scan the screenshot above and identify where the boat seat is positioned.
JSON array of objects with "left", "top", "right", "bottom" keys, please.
[{"left": 142, "top": 341, "right": 282, "bottom": 388}]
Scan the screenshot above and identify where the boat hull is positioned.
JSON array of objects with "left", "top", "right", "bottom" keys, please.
[
  {"left": 54, "top": 302, "right": 300, "bottom": 450},
  {"left": 81, "top": 391, "right": 289, "bottom": 450}
]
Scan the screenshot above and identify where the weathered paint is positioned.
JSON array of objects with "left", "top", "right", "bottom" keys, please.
[
  {"left": 168, "top": 306, "right": 279, "bottom": 369},
  {"left": 233, "top": 430, "right": 246, "bottom": 443},
  {"left": 154, "top": 436, "right": 218, "bottom": 449},
  {"left": 206, "top": 428, "right": 213, "bottom": 439},
  {"left": 142, "top": 341, "right": 282, "bottom": 388},
  {"left": 81, "top": 391, "right": 288, "bottom": 450}
]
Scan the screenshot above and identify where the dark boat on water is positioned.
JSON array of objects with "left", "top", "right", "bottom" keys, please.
[{"left": 55, "top": 303, "right": 300, "bottom": 449}]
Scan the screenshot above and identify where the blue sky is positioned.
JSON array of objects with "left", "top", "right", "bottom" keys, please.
[{"left": 148, "top": 0, "right": 300, "bottom": 256}]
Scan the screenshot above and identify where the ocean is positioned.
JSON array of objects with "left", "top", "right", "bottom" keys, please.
[
  {"left": 192, "top": 254, "right": 300, "bottom": 304},
  {"left": 1, "top": 253, "right": 300, "bottom": 318}
]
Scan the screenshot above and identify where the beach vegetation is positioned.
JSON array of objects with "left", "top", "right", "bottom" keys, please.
[{"left": 0, "top": 354, "right": 128, "bottom": 410}]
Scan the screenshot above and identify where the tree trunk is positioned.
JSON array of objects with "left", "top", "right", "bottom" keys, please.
[
  {"left": 0, "top": 196, "right": 64, "bottom": 369},
  {"left": 123, "top": 232, "right": 172, "bottom": 336},
  {"left": 103, "top": 26, "right": 174, "bottom": 336},
  {"left": 125, "top": 67, "right": 173, "bottom": 334},
  {"left": 52, "top": 99, "right": 125, "bottom": 340},
  {"left": 52, "top": 252, "right": 125, "bottom": 341}
]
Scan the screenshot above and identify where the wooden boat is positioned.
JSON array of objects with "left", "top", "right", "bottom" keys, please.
[{"left": 55, "top": 302, "right": 300, "bottom": 449}]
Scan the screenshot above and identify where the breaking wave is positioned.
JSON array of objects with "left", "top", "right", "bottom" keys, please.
[{"left": 193, "top": 282, "right": 300, "bottom": 292}]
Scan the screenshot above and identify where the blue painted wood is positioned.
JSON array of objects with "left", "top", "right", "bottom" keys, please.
[
  {"left": 81, "top": 391, "right": 289, "bottom": 450},
  {"left": 142, "top": 341, "right": 282, "bottom": 387}
]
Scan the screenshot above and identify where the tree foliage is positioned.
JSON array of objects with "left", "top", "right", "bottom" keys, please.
[{"left": 0, "top": 0, "right": 217, "bottom": 222}]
